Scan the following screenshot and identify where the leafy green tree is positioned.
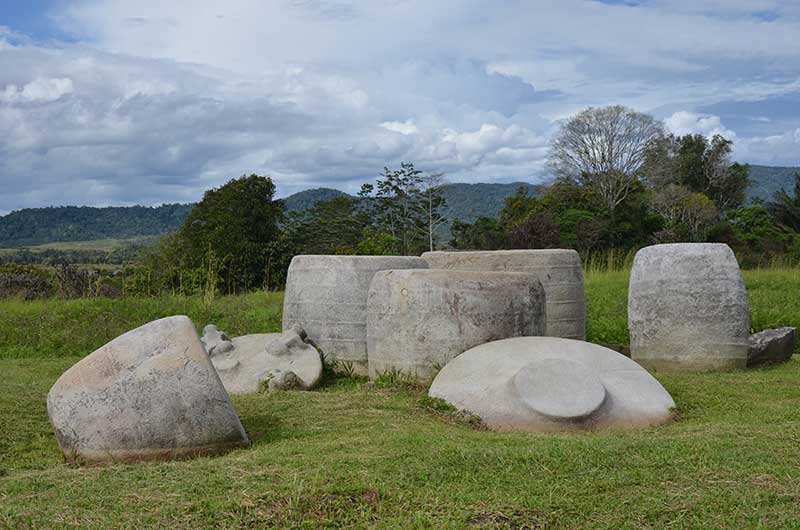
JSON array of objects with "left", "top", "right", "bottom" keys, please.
[
  {"left": 356, "top": 229, "right": 402, "bottom": 255},
  {"left": 175, "top": 174, "right": 285, "bottom": 292},
  {"left": 507, "top": 213, "right": 561, "bottom": 249},
  {"left": 768, "top": 172, "right": 800, "bottom": 232},
  {"left": 285, "top": 196, "right": 370, "bottom": 255},
  {"left": 450, "top": 217, "right": 506, "bottom": 250},
  {"left": 643, "top": 134, "right": 750, "bottom": 212},
  {"left": 651, "top": 184, "right": 718, "bottom": 242},
  {"left": 363, "top": 162, "right": 443, "bottom": 255}
]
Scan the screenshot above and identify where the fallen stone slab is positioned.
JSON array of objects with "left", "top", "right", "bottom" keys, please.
[
  {"left": 47, "top": 316, "right": 250, "bottom": 464},
  {"left": 203, "top": 324, "right": 323, "bottom": 393},
  {"left": 429, "top": 337, "right": 675, "bottom": 432},
  {"left": 748, "top": 327, "right": 797, "bottom": 367}
]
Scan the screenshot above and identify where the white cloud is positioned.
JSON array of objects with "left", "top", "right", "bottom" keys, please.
[
  {"left": 0, "top": 77, "right": 74, "bottom": 103},
  {"left": 0, "top": 0, "right": 798, "bottom": 212},
  {"left": 381, "top": 120, "right": 419, "bottom": 136},
  {"left": 665, "top": 111, "right": 738, "bottom": 140}
]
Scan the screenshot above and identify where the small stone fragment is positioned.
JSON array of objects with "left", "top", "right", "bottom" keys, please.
[
  {"left": 747, "top": 327, "right": 797, "bottom": 367},
  {"left": 201, "top": 324, "right": 234, "bottom": 356}
]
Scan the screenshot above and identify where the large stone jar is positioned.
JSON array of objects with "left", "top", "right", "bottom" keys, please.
[
  {"left": 628, "top": 243, "right": 750, "bottom": 371},
  {"left": 47, "top": 316, "right": 250, "bottom": 463},
  {"left": 422, "top": 249, "right": 585, "bottom": 340},
  {"left": 366, "top": 269, "right": 546, "bottom": 381},
  {"left": 282, "top": 255, "right": 428, "bottom": 374}
]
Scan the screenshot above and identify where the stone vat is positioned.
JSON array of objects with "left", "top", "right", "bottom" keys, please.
[
  {"left": 628, "top": 243, "right": 749, "bottom": 371},
  {"left": 282, "top": 255, "right": 428, "bottom": 374},
  {"left": 421, "top": 249, "right": 585, "bottom": 340},
  {"left": 366, "top": 269, "right": 546, "bottom": 381}
]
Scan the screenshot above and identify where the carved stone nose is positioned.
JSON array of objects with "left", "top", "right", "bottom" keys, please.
[{"left": 512, "top": 359, "right": 607, "bottom": 421}]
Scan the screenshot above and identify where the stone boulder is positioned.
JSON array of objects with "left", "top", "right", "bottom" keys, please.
[
  {"left": 429, "top": 337, "right": 675, "bottom": 432},
  {"left": 748, "top": 327, "right": 797, "bottom": 367},
  {"left": 47, "top": 316, "right": 250, "bottom": 464},
  {"left": 628, "top": 243, "right": 750, "bottom": 371},
  {"left": 200, "top": 324, "right": 234, "bottom": 356},
  {"left": 203, "top": 324, "right": 323, "bottom": 394},
  {"left": 282, "top": 255, "right": 428, "bottom": 375},
  {"left": 422, "top": 249, "right": 586, "bottom": 340},
  {"left": 367, "top": 269, "right": 546, "bottom": 382}
]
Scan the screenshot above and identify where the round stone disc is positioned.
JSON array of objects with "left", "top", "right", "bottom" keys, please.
[{"left": 512, "top": 358, "right": 607, "bottom": 420}]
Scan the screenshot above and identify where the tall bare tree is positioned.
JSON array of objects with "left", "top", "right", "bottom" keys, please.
[
  {"left": 548, "top": 105, "right": 665, "bottom": 212},
  {"left": 412, "top": 172, "right": 448, "bottom": 252}
]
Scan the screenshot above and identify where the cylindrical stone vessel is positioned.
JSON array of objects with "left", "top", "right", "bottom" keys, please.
[
  {"left": 367, "top": 269, "right": 546, "bottom": 381},
  {"left": 422, "top": 250, "right": 585, "bottom": 340},
  {"left": 282, "top": 255, "right": 428, "bottom": 375},
  {"left": 628, "top": 243, "right": 750, "bottom": 372}
]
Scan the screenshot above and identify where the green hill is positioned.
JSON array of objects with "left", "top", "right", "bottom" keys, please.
[
  {"left": 0, "top": 204, "right": 194, "bottom": 248},
  {"left": 747, "top": 165, "right": 800, "bottom": 202},
  {"left": 283, "top": 188, "right": 350, "bottom": 212}
]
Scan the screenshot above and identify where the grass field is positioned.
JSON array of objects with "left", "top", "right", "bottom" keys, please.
[
  {"left": 0, "top": 237, "right": 158, "bottom": 253},
  {"left": 1, "top": 269, "right": 799, "bottom": 528}
]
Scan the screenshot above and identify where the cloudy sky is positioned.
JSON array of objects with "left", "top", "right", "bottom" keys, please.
[{"left": 1, "top": 0, "right": 799, "bottom": 214}]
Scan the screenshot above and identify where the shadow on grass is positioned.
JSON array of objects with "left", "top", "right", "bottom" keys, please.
[{"left": 239, "top": 413, "right": 285, "bottom": 446}]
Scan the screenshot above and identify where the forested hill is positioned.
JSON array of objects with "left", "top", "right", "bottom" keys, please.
[
  {"left": 283, "top": 188, "right": 350, "bottom": 212},
  {"left": 748, "top": 165, "right": 800, "bottom": 201},
  {"left": 0, "top": 182, "right": 540, "bottom": 247},
  {"left": 0, "top": 204, "right": 194, "bottom": 247}
]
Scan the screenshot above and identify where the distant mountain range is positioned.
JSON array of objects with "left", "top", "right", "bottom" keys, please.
[
  {"left": 0, "top": 167, "right": 796, "bottom": 248},
  {"left": 747, "top": 165, "right": 799, "bottom": 202}
]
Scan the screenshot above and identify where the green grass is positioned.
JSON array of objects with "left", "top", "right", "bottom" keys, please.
[
  {"left": 0, "top": 237, "right": 158, "bottom": 252},
  {"left": 0, "top": 291, "right": 283, "bottom": 359},
  {"left": 1, "top": 270, "right": 800, "bottom": 528}
]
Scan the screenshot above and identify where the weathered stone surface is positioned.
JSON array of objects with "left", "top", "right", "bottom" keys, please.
[
  {"left": 47, "top": 316, "right": 249, "bottom": 464},
  {"left": 422, "top": 249, "right": 585, "bottom": 340},
  {"left": 282, "top": 255, "right": 428, "bottom": 375},
  {"left": 204, "top": 325, "right": 322, "bottom": 393},
  {"left": 748, "top": 327, "right": 797, "bottom": 367},
  {"left": 628, "top": 243, "right": 750, "bottom": 372},
  {"left": 429, "top": 337, "right": 675, "bottom": 432},
  {"left": 200, "top": 324, "right": 234, "bottom": 356},
  {"left": 367, "top": 269, "right": 546, "bottom": 381}
]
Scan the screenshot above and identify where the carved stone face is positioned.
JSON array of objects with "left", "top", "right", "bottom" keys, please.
[
  {"left": 201, "top": 325, "right": 322, "bottom": 394},
  {"left": 429, "top": 337, "right": 676, "bottom": 432}
]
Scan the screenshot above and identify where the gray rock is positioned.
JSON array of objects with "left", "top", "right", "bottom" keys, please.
[
  {"left": 367, "top": 269, "right": 546, "bottom": 382},
  {"left": 429, "top": 337, "right": 675, "bottom": 432},
  {"left": 282, "top": 255, "right": 428, "bottom": 375},
  {"left": 204, "top": 325, "right": 322, "bottom": 394},
  {"left": 200, "top": 324, "right": 234, "bottom": 355},
  {"left": 47, "top": 316, "right": 249, "bottom": 464},
  {"left": 628, "top": 243, "right": 750, "bottom": 372},
  {"left": 748, "top": 327, "right": 797, "bottom": 367},
  {"left": 422, "top": 249, "right": 585, "bottom": 340}
]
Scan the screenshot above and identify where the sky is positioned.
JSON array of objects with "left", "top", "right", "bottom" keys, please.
[{"left": 0, "top": 0, "right": 799, "bottom": 214}]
